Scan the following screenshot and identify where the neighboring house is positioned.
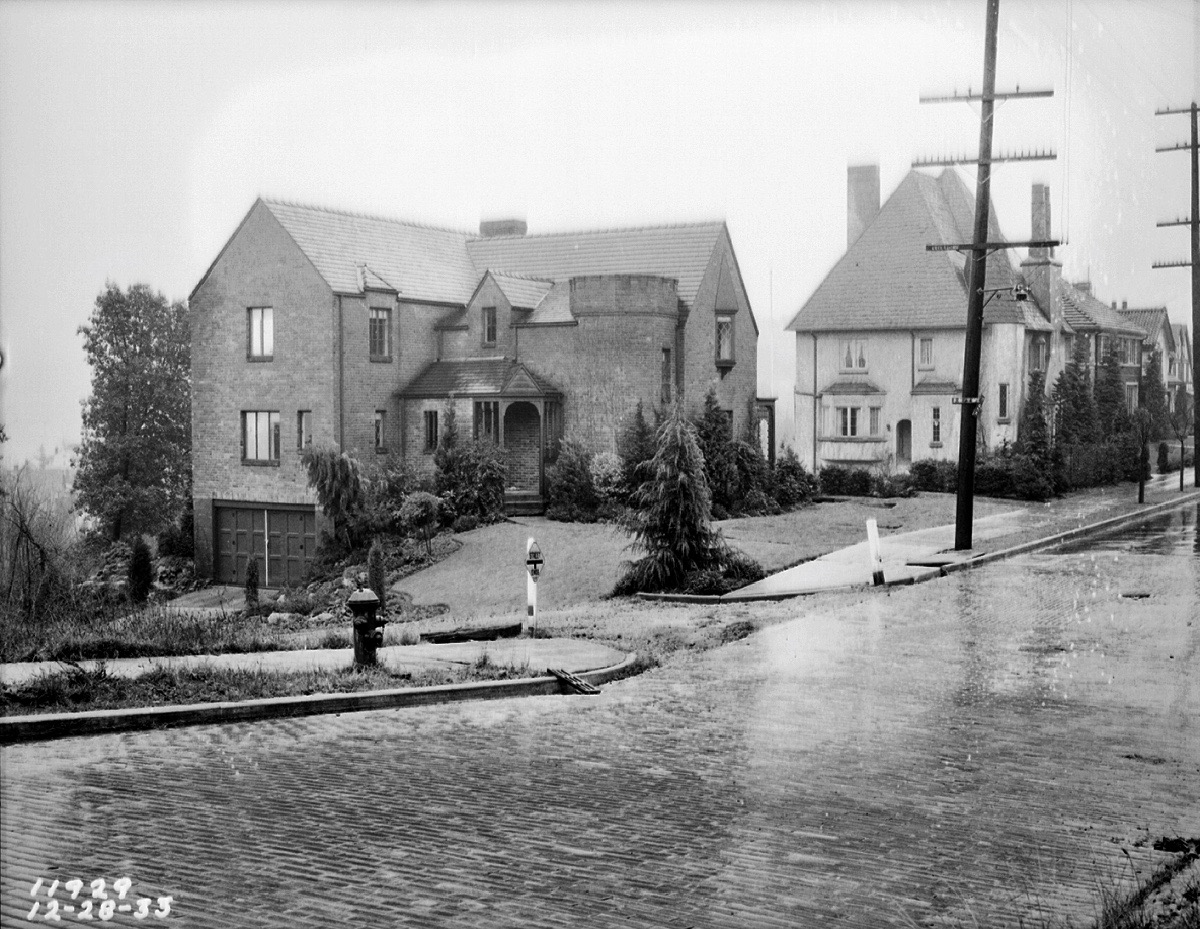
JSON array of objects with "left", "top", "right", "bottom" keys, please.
[
  {"left": 1169, "top": 323, "right": 1194, "bottom": 414},
  {"left": 1116, "top": 303, "right": 1175, "bottom": 409},
  {"left": 787, "top": 166, "right": 1145, "bottom": 472},
  {"left": 189, "top": 200, "right": 759, "bottom": 584}
]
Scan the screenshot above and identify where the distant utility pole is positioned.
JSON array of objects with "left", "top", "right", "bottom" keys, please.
[
  {"left": 1152, "top": 102, "right": 1200, "bottom": 487},
  {"left": 916, "top": 0, "right": 1057, "bottom": 550}
]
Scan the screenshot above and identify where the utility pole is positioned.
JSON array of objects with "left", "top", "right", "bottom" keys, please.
[
  {"left": 916, "top": 0, "right": 1056, "bottom": 549},
  {"left": 1153, "top": 102, "right": 1200, "bottom": 487}
]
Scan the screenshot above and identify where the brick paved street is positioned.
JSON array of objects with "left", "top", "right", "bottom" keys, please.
[{"left": 2, "top": 505, "right": 1197, "bottom": 928}]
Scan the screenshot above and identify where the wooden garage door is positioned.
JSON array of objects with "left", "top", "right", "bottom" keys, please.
[{"left": 215, "top": 505, "right": 316, "bottom": 588}]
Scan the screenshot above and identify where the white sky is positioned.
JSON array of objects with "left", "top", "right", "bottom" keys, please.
[{"left": 0, "top": 0, "right": 1195, "bottom": 465}]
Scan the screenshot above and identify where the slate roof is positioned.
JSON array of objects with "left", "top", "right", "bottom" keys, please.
[
  {"left": 788, "top": 169, "right": 1021, "bottom": 333},
  {"left": 264, "top": 199, "right": 479, "bottom": 304},
  {"left": 521, "top": 281, "right": 574, "bottom": 325},
  {"left": 489, "top": 271, "right": 556, "bottom": 310},
  {"left": 467, "top": 222, "right": 727, "bottom": 310},
  {"left": 1117, "top": 307, "right": 1172, "bottom": 350},
  {"left": 819, "top": 378, "right": 885, "bottom": 395},
  {"left": 400, "top": 358, "right": 560, "bottom": 398},
  {"left": 1057, "top": 279, "right": 1145, "bottom": 336},
  {"left": 912, "top": 378, "right": 962, "bottom": 395}
]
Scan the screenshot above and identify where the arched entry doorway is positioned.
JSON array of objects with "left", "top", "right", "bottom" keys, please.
[
  {"left": 503, "top": 401, "right": 541, "bottom": 493},
  {"left": 896, "top": 419, "right": 912, "bottom": 464}
]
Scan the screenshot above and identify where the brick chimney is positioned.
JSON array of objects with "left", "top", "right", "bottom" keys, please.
[
  {"left": 847, "top": 165, "right": 880, "bottom": 249},
  {"left": 1028, "top": 184, "right": 1054, "bottom": 261},
  {"left": 479, "top": 218, "right": 527, "bottom": 237}
]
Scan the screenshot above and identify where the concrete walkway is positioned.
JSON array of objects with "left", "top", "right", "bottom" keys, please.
[
  {"left": 0, "top": 638, "right": 624, "bottom": 688},
  {"left": 725, "top": 469, "right": 1198, "bottom": 601}
]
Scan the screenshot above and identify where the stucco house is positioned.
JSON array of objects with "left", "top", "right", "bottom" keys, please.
[
  {"left": 1169, "top": 323, "right": 1193, "bottom": 414},
  {"left": 787, "top": 167, "right": 1146, "bottom": 473},
  {"left": 189, "top": 199, "right": 759, "bottom": 585}
]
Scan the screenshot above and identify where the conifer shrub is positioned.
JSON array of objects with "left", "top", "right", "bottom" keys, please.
[
  {"left": 244, "top": 557, "right": 259, "bottom": 610},
  {"left": 617, "top": 401, "right": 657, "bottom": 497},
  {"left": 819, "top": 465, "right": 872, "bottom": 496},
  {"left": 301, "top": 446, "right": 365, "bottom": 550},
  {"left": 1158, "top": 442, "right": 1172, "bottom": 474},
  {"left": 589, "top": 450, "right": 626, "bottom": 515},
  {"left": 367, "top": 538, "right": 387, "bottom": 610},
  {"left": 772, "top": 446, "right": 817, "bottom": 508},
  {"left": 452, "top": 514, "right": 479, "bottom": 533},
  {"left": 432, "top": 406, "right": 507, "bottom": 524},
  {"left": 127, "top": 537, "right": 153, "bottom": 604},
  {"left": 909, "top": 459, "right": 958, "bottom": 493},
  {"left": 546, "top": 438, "right": 598, "bottom": 522}
]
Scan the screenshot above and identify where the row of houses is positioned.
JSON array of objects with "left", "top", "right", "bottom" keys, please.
[
  {"left": 189, "top": 173, "right": 1193, "bottom": 584},
  {"left": 787, "top": 166, "right": 1193, "bottom": 472}
]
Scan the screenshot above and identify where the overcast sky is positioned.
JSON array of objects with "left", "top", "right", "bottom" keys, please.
[{"left": 0, "top": 0, "right": 1195, "bottom": 466}]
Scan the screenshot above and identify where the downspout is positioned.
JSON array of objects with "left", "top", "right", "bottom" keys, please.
[
  {"left": 911, "top": 332, "right": 916, "bottom": 391},
  {"left": 811, "top": 333, "right": 818, "bottom": 468},
  {"left": 337, "top": 294, "right": 345, "bottom": 450}
]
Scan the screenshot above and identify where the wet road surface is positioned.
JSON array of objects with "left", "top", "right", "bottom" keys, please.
[{"left": 2, "top": 506, "right": 1197, "bottom": 927}]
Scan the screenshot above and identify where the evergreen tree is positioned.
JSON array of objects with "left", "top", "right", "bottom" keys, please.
[
  {"left": 301, "top": 446, "right": 364, "bottom": 549},
  {"left": 1094, "top": 343, "right": 1128, "bottom": 439},
  {"left": 244, "top": 556, "right": 260, "bottom": 609},
  {"left": 1017, "top": 369, "right": 1051, "bottom": 463},
  {"left": 127, "top": 537, "right": 153, "bottom": 604},
  {"left": 367, "top": 537, "right": 387, "bottom": 611},
  {"left": 616, "top": 406, "right": 727, "bottom": 594},
  {"left": 1140, "top": 350, "right": 1169, "bottom": 439},
  {"left": 616, "top": 400, "right": 657, "bottom": 497},
  {"left": 693, "top": 387, "right": 738, "bottom": 515},
  {"left": 73, "top": 283, "right": 191, "bottom": 541},
  {"left": 1052, "top": 338, "right": 1098, "bottom": 445}
]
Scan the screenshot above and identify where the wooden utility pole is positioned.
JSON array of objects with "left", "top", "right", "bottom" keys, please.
[
  {"left": 1153, "top": 103, "right": 1200, "bottom": 487},
  {"left": 916, "top": 0, "right": 1056, "bottom": 549}
]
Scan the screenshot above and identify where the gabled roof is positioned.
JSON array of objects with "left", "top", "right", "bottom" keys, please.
[
  {"left": 520, "top": 281, "right": 574, "bottom": 325},
  {"left": 1118, "top": 307, "right": 1173, "bottom": 351},
  {"left": 1057, "top": 279, "right": 1145, "bottom": 336},
  {"left": 263, "top": 199, "right": 479, "bottom": 303},
  {"left": 818, "top": 378, "right": 884, "bottom": 396},
  {"left": 1172, "top": 324, "right": 1191, "bottom": 357},
  {"left": 489, "top": 271, "right": 556, "bottom": 310},
  {"left": 788, "top": 169, "right": 1019, "bottom": 333},
  {"left": 399, "top": 358, "right": 560, "bottom": 398},
  {"left": 467, "top": 222, "right": 727, "bottom": 310}
]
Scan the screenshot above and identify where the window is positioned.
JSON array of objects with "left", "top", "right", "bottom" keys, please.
[
  {"left": 931, "top": 407, "right": 942, "bottom": 445},
  {"left": 297, "top": 410, "right": 312, "bottom": 450},
  {"left": 661, "top": 348, "right": 673, "bottom": 404},
  {"left": 1125, "top": 384, "right": 1139, "bottom": 410},
  {"left": 919, "top": 337, "right": 934, "bottom": 368},
  {"left": 716, "top": 315, "right": 734, "bottom": 365},
  {"left": 482, "top": 306, "right": 497, "bottom": 346},
  {"left": 369, "top": 307, "right": 392, "bottom": 360},
  {"left": 248, "top": 307, "right": 273, "bottom": 360},
  {"left": 1030, "top": 336, "right": 1049, "bottom": 372},
  {"left": 423, "top": 410, "right": 439, "bottom": 452},
  {"left": 837, "top": 406, "right": 859, "bottom": 437},
  {"left": 1169, "top": 354, "right": 1178, "bottom": 377},
  {"left": 840, "top": 339, "right": 867, "bottom": 372},
  {"left": 242, "top": 411, "right": 280, "bottom": 463},
  {"left": 998, "top": 383, "right": 1010, "bottom": 420},
  {"left": 1119, "top": 338, "right": 1140, "bottom": 366},
  {"left": 474, "top": 401, "right": 500, "bottom": 442},
  {"left": 374, "top": 410, "right": 387, "bottom": 452},
  {"left": 869, "top": 407, "right": 881, "bottom": 436}
]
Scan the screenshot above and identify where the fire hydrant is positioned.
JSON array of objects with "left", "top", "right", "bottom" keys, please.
[{"left": 348, "top": 588, "right": 385, "bottom": 667}]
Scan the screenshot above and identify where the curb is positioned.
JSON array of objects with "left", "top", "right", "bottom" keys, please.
[{"left": 0, "top": 653, "right": 639, "bottom": 745}]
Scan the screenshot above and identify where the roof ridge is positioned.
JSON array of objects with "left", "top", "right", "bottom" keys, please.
[
  {"left": 487, "top": 269, "right": 556, "bottom": 284},
  {"left": 261, "top": 197, "right": 477, "bottom": 237},
  {"left": 471, "top": 219, "right": 725, "bottom": 241}
]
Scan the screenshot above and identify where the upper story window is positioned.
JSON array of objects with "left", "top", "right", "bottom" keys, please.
[
  {"left": 242, "top": 410, "right": 280, "bottom": 464},
  {"left": 424, "top": 410, "right": 439, "bottom": 453},
  {"left": 931, "top": 406, "right": 942, "bottom": 445},
  {"left": 840, "top": 339, "right": 867, "bottom": 373},
  {"left": 1119, "top": 337, "right": 1140, "bottom": 366},
  {"left": 248, "top": 307, "right": 273, "bottom": 360},
  {"left": 998, "top": 383, "right": 1010, "bottom": 421},
  {"left": 297, "top": 410, "right": 312, "bottom": 450},
  {"left": 1124, "top": 384, "right": 1138, "bottom": 410},
  {"left": 370, "top": 307, "right": 392, "bottom": 361},
  {"left": 716, "top": 315, "right": 734, "bottom": 366},
  {"left": 482, "top": 306, "right": 497, "bottom": 346},
  {"left": 1030, "top": 336, "right": 1049, "bottom": 373},
  {"left": 1169, "top": 354, "right": 1178, "bottom": 376},
  {"left": 918, "top": 337, "right": 934, "bottom": 368},
  {"left": 661, "top": 348, "right": 673, "bottom": 404}
]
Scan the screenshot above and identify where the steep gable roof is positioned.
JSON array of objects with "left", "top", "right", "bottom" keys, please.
[
  {"left": 1118, "top": 307, "right": 1173, "bottom": 351},
  {"left": 788, "top": 169, "right": 1019, "bottom": 333},
  {"left": 399, "top": 358, "right": 560, "bottom": 398},
  {"left": 262, "top": 199, "right": 479, "bottom": 304},
  {"left": 467, "top": 222, "right": 726, "bottom": 310},
  {"left": 1057, "top": 280, "right": 1145, "bottom": 336},
  {"left": 489, "top": 271, "right": 556, "bottom": 310}
]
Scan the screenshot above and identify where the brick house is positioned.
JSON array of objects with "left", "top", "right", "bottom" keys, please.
[
  {"left": 1169, "top": 323, "right": 1193, "bottom": 414},
  {"left": 787, "top": 166, "right": 1145, "bottom": 472},
  {"left": 189, "top": 200, "right": 759, "bottom": 584}
]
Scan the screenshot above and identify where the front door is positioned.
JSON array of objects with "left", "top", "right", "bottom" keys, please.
[{"left": 897, "top": 419, "right": 912, "bottom": 464}]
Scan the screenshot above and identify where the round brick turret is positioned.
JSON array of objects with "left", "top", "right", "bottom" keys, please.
[{"left": 569, "top": 274, "right": 679, "bottom": 318}]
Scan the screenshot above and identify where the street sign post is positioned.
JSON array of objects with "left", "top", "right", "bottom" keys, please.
[{"left": 526, "top": 538, "right": 544, "bottom": 629}]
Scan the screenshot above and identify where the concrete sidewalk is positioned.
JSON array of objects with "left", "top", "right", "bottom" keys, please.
[
  {"left": 724, "top": 470, "right": 1199, "bottom": 601},
  {"left": 0, "top": 638, "right": 625, "bottom": 688}
]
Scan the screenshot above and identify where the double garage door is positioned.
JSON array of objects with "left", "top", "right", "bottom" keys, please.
[{"left": 215, "top": 505, "right": 317, "bottom": 589}]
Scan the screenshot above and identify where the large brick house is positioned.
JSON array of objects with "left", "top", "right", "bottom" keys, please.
[
  {"left": 189, "top": 199, "right": 759, "bottom": 584},
  {"left": 787, "top": 166, "right": 1145, "bottom": 472}
]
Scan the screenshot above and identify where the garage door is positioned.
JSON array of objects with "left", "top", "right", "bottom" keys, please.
[{"left": 215, "top": 505, "right": 317, "bottom": 589}]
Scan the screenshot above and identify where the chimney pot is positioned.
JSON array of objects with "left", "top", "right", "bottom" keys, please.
[
  {"left": 1122, "top": 300, "right": 1127, "bottom": 310},
  {"left": 480, "top": 218, "right": 527, "bottom": 237},
  {"left": 1029, "top": 184, "right": 1053, "bottom": 261}
]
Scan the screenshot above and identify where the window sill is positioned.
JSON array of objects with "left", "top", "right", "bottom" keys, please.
[
  {"left": 370, "top": 356, "right": 393, "bottom": 364},
  {"left": 246, "top": 355, "right": 274, "bottom": 363},
  {"left": 375, "top": 447, "right": 388, "bottom": 455},
  {"left": 716, "top": 359, "right": 736, "bottom": 370},
  {"left": 242, "top": 459, "right": 280, "bottom": 467},
  {"left": 820, "top": 436, "right": 888, "bottom": 443},
  {"left": 996, "top": 417, "right": 1012, "bottom": 425},
  {"left": 839, "top": 369, "right": 869, "bottom": 376},
  {"left": 930, "top": 442, "right": 943, "bottom": 449}
]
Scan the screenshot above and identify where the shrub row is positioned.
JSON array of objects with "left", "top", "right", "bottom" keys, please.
[{"left": 816, "top": 465, "right": 916, "bottom": 499}]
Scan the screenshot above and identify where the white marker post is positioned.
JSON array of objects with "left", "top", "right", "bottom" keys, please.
[
  {"left": 526, "top": 537, "right": 543, "bottom": 631},
  {"left": 865, "top": 518, "right": 885, "bottom": 586}
]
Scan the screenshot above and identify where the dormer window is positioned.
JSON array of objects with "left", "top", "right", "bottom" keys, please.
[{"left": 482, "top": 306, "right": 497, "bottom": 346}]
